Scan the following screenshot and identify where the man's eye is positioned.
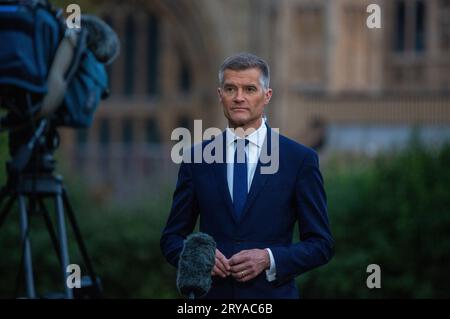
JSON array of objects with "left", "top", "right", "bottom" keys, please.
[
  {"left": 225, "top": 87, "right": 235, "bottom": 93},
  {"left": 246, "top": 87, "right": 257, "bottom": 93}
]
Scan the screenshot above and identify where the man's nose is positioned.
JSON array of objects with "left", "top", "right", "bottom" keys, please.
[{"left": 233, "top": 89, "right": 245, "bottom": 102}]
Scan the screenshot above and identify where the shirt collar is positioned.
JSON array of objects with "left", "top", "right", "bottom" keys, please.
[{"left": 226, "top": 117, "right": 267, "bottom": 148}]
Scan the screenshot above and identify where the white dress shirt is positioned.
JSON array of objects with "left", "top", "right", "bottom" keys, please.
[{"left": 225, "top": 118, "right": 277, "bottom": 282}]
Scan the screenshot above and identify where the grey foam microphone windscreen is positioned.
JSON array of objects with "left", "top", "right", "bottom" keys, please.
[
  {"left": 81, "top": 15, "right": 120, "bottom": 65},
  {"left": 176, "top": 232, "right": 216, "bottom": 299}
]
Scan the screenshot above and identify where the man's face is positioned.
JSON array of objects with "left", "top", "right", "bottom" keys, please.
[{"left": 218, "top": 68, "right": 272, "bottom": 130}]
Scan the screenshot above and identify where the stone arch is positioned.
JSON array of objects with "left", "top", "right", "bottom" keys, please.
[{"left": 153, "top": 0, "right": 229, "bottom": 128}]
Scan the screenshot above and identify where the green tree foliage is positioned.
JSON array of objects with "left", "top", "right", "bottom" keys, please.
[{"left": 300, "top": 143, "right": 450, "bottom": 298}]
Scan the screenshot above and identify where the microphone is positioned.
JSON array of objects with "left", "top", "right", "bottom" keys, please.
[
  {"left": 176, "top": 232, "right": 216, "bottom": 299},
  {"left": 81, "top": 14, "right": 120, "bottom": 65}
]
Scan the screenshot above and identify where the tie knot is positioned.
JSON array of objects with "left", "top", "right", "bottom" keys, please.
[
  {"left": 234, "top": 138, "right": 248, "bottom": 163},
  {"left": 234, "top": 138, "right": 249, "bottom": 147}
]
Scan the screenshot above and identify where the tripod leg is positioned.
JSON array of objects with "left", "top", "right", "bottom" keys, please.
[
  {"left": 18, "top": 195, "right": 36, "bottom": 298},
  {"left": 62, "top": 189, "right": 102, "bottom": 297},
  {"left": 54, "top": 192, "right": 73, "bottom": 299},
  {"left": 37, "top": 199, "right": 62, "bottom": 265}
]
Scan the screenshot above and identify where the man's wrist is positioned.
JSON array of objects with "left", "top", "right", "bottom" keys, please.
[
  {"left": 264, "top": 248, "right": 277, "bottom": 282},
  {"left": 263, "top": 248, "right": 270, "bottom": 269}
]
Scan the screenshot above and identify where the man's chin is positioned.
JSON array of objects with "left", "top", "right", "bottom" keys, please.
[{"left": 229, "top": 118, "right": 250, "bottom": 128}]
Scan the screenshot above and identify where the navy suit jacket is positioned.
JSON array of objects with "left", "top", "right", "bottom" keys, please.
[{"left": 160, "top": 125, "right": 334, "bottom": 299}]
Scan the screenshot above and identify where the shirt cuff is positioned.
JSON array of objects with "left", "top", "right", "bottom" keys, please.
[{"left": 265, "top": 248, "right": 276, "bottom": 282}]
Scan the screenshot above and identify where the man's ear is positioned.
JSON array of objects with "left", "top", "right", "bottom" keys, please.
[
  {"left": 264, "top": 88, "right": 273, "bottom": 104},
  {"left": 217, "top": 88, "right": 223, "bottom": 101}
]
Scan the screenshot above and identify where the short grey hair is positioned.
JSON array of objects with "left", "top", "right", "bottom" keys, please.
[{"left": 218, "top": 52, "right": 270, "bottom": 90}]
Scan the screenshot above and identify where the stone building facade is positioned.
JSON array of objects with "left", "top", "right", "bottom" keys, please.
[{"left": 58, "top": 0, "right": 450, "bottom": 196}]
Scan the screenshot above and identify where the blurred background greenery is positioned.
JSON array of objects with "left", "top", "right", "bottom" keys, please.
[
  {"left": 301, "top": 139, "right": 450, "bottom": 298},
  {"left": 1, "top": 137, "right": 449, "bottom": 298}
]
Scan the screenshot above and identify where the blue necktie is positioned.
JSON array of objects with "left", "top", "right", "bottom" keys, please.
[{"left": 233, "top": 139, "right": 249, "bottom": 220}]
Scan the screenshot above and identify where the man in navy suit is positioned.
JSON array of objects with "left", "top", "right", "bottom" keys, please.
[{"left": 160, "top": 53, "right": 334, "bottom": 298}]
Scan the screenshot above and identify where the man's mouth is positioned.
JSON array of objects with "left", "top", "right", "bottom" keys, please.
[{"left": 231, "top": 107, "right": 248, "bottom": 112}]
